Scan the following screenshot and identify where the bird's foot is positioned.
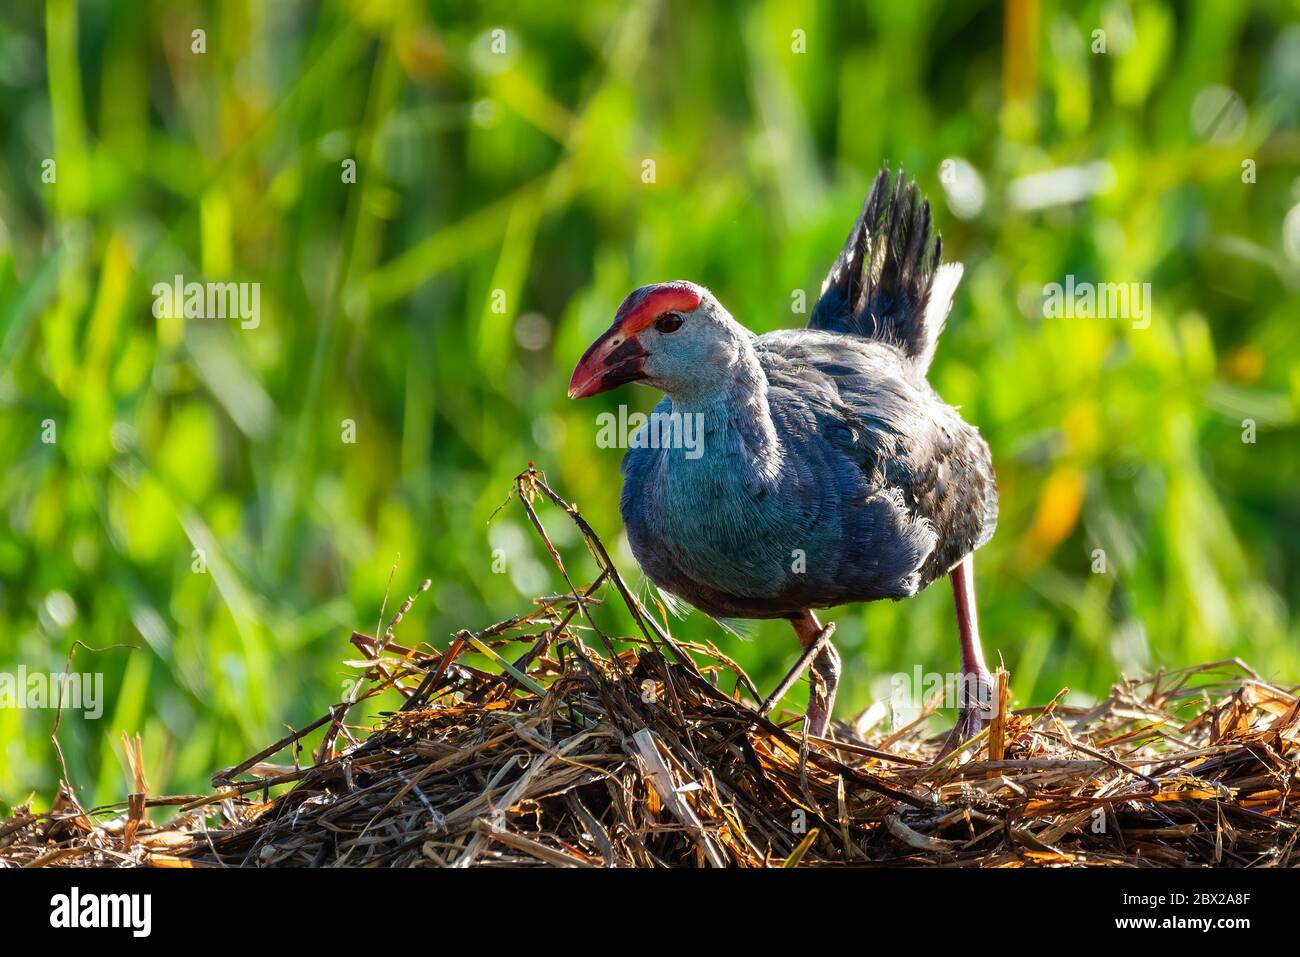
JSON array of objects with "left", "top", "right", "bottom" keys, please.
[
  {"left": 800, "top": 624, "right": 840, "bottom": 740},
  {"left": 936, "top": 668, "right": 994, "bottom": 760},
  {"left": 805, "top": 683, "right": 832, "bottom": 740}
]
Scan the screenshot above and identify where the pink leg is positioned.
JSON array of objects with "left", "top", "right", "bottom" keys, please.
[
  {"left": 938, "top": 555, "right": 993, "bottom": 757},
  {"left": 791, "top": 610, "right": 841, "bottom": 738}
]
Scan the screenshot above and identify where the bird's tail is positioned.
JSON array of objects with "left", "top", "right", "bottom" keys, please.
[{"left": 808, "top": 166, "right": 963, "bottom": 375}]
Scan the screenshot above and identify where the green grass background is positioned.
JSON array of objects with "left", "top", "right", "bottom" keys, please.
[{"left": 2, "top": 0, "right": 1299, "bottom": 807}]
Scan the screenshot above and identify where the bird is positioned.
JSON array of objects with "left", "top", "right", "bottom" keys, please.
[{"left": 567, "top": 165, "right": 998, "bottom": 752}]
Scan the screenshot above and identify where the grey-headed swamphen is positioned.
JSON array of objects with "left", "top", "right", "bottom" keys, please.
[{"left": 568, "top": 166, "right": 998, "bottom": 752}]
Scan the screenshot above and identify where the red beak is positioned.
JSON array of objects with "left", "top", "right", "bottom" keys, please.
[{"left": 567, "top": 327, "right": 648, "bottom": 399}]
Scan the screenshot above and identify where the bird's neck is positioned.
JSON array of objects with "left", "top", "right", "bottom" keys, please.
[{"left": 665, "top": 335, "right": 782, "bottom": 476}]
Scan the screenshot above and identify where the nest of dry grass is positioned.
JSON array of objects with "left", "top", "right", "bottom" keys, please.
[{"left": 3, "top": 468, "right": 1297, "bottom": 867}]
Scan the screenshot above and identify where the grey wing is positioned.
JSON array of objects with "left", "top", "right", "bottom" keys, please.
[
  {"left": 758, "top": 331, "right": 939, "bottom": 598},
  {"left": 759, "top": 329, "right": 996, "bottom": 590}
]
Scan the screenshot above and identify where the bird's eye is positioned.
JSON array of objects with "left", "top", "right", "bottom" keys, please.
[{"left": 655, "top": 312, "right": 684, "bottom": 334}]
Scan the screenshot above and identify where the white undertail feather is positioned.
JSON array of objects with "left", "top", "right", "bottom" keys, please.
[
  {"left": 640, "top": 575, "right": 754, "bottom": 638},
  {"left": 654, "top": 585, "right": 691, "bottom": 619},
  {"left": 917, "top": 262, "right": 964, "bottom": 372}
]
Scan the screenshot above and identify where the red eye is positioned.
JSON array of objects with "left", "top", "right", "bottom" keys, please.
[{"left": 655, "top": 312, "right": 684, "bottom": 334}]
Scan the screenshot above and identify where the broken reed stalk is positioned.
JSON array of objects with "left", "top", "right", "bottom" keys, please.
[
  {"left": 987, "top": 667, "right": 1010, "bottom": 778},
  {"left": 2, "top": 465, "right": 1298, "bottom": 868}
]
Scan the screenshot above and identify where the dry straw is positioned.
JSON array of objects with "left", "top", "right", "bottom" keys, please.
[{"left": 3, "top": 467, "right": 1297, "bottom": 867}]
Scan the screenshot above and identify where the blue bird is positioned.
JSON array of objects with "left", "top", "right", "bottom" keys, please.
[{"left": 568, "top": 167, "right": 998, "bottom": 751}]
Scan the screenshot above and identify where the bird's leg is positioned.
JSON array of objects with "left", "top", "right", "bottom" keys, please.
[
  {"left": 942, "top": 561, "right": 994, "bottom": 755},
  {"left": 791, "top": 610, "right": 841, "bottom": 738},
  {"left": 939, "top": 554, "right": 994, "bottom": 758}
]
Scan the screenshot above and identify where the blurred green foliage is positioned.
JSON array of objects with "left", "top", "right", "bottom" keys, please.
[{"left": 2, "top": 0, "right": 1299, "bottom": 807}]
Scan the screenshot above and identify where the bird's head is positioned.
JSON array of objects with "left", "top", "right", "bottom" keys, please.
[{"left": 568, "top": 281, "right": 743, "bottom": 400}]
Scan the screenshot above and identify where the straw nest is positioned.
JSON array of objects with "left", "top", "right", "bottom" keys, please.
[{"left": 3, "top": 468, "right": 1297, "bottom": 868}]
